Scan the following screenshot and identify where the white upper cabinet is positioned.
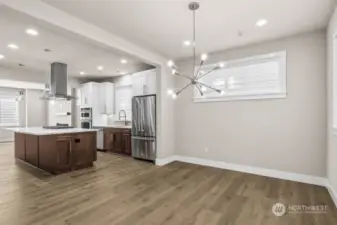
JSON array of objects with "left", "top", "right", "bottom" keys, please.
[
  {"left": 80, "top": 82, "right": 101, "bottom": 106},
  {"left": 146, "top": 69, "right": 157, "bottom": 95},
  {"left": 132, "top": 72, "right": 146, "bottom": 96},
  {"left": 80, "top": 82, "right": 114, "bottom": 115},
  {"left": 132, "top": 69, "right": 156, "bottom": 96},
  {"left": 99, "top": 82, "right": 114, "bottom": 115},
  {"left": 80, "top": 82, "right": 94, "bottom": 106}
]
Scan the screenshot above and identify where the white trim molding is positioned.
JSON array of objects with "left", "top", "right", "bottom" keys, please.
[
  {"left": 155, "top": 155, "right": 178, "bottom": 166},
  {"left": 177, "top": 156, "right": 327, "bottom": 187},
  {"left": 194, "top": 51, "right": 287, "bottom": 103},
  {"left": 156, "top": 155, "right": 326, "bottom": 186},
  {"left": 156, "top": 155, "right": 337, "bottom": 207},
  {"left": 194, "top": 93, "right": 287, "bottom": 103},
  {"left": 326, "top": 181, "right": 337, "bottom": 208}
]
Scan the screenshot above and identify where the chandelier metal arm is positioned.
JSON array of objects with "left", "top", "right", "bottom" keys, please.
[
  {"left": 195, "top": 60, "right": 204, "bottom": 77},
  {"left": 195, "top": 83, "right": 204, "bottom": 96},
  {"left": 197, "top": 66, "right": 219, "bottom": 79},
  {"left": 175, "top": 73, "right": 194, "bottom": 81},
  {"left": 196, "top": 81, "right": 222, "bottom": 93},
  {"left": 166, "top": 2, "right": 225, "bottom": 99},
  {"left": 176, "top": 82, "right": 193, "bottom": 95}
]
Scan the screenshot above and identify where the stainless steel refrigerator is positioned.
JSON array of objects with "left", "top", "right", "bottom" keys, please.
[{"left": 132, "top": 95, "right": 156, "bottom": 161}]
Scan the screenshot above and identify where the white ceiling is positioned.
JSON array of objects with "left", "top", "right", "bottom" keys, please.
[
  {"left": 42, "top": 0, "right": 336, "bottom": 60},
  {"left": 0, "top": 5, "right": 152, "bottom": 78}
]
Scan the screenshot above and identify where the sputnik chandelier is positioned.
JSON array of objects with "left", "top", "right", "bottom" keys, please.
[{"left": 167, "top": 2, "right": 225, "bottom": 99}]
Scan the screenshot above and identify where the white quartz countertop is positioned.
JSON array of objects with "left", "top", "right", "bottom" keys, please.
[
  {"left": 93, "top": 125, "right": 132, "bottom": 129},
  {"left": 6, "top": 127, "right": 98, "bottom": 135}
]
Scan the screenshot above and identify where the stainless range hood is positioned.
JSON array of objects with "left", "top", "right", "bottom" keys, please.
[{"left": 42, "top": 62, "right": 76, "bottom": 100}]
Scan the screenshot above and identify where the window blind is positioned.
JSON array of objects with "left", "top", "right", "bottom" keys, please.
[
  {"left": 195, "top": 51, "right": 286, "bottom": 102},
  {"left": 0, "top": 88, "right": 19, "bottom": 127}
]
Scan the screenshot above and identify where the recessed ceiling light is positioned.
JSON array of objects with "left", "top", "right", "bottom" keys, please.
[
  {"left": 167, "top": 60, "right": 174, "bottom": 67},
  {"left": 183, "top": 40, "right": 191, "bottom": 46},
  {"left": 0, "top": 55, "right": 4, "bottom": 60},
  {"left": 201, "top": 53, "right": 208, "bottom": 61},
  {"left": 97, "top": 65, "right": 104, "bottom": 71},
  {"left": 120, "top": 71, "right": 127, "bottom": 75},
  {"left": 8, "top": 44, "right": 19, "bottom": 50},
  {"left": 80, "top": 71, "right": 85, "bottom": 76},
  {"left": 256, "top": 19, "right": 268, "bottom": 27},
  {"left": 120, "top": 59, "right": 128, "bottom": 64},
  {"left": 26, "top": 29, "right": 39, "bottom": 36}
]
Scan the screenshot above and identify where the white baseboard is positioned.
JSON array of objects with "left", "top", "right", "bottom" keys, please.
[
  {"left": 155, "top": 155, "right": 336, "bottom": 207},
  {"left": 176, "top": 155, "right": 327, "bottom": 187},
  {"left": 326, "top": 181, "right": 337, "bottom": 208},
  {"left": 156, "top": 155, "right": 326, "bottom": 186},
  {"left": 155, "top": 155, "right": 178, "bottom": 166}
]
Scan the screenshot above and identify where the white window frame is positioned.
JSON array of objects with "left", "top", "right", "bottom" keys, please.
[
  {"left": 332, "top": 33, "right": 337, "bottom": 134},
  {"left": 194, "top": 51, "right": 287, "bottom": 103}
]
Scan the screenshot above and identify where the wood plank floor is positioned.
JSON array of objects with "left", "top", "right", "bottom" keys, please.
[{"left": 0, "top": 143, "right": 336, "bottom": 225}]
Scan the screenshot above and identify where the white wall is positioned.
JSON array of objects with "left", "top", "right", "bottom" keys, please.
[
  {"left": 0, "top": 66, "right": 48, "bottom": 83},
  {"left": 327, "top": 7, "right": 337, "bottom": 192},
  {"left": 175, "top": 30, "right": 327, "bottom": 177},
  {"left": 0, "top": 66, "right": 80, "bottom": 128},
  {"left": 0, "top": 0, "right": 175, "bottom": 160},
  {"left": 156, "top": 66, "right": 176, "bottom": 158},
  {"left": 0, "top": 65, "right": 80, "bottom": 92},
  {"left": 26, "top": 89, "right": 47, "bottom": 127},
  {"left": 0, "top": 67, "right": 47, "bottom": 141}
]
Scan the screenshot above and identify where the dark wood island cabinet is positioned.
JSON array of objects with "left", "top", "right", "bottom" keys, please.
[
  {"left": 10, "top": 128, "right": 97, "bottom": 175},
  {"left": 99, "top": 127, "right": 132, "bottom": 156}
]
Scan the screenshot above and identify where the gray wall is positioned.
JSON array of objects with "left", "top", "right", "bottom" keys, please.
[
  {"left": 175, "top": 30, "right": 327, "bottom": 177},
  {"left": 327, "top": 7, "right": 337, "bottom": 191}
]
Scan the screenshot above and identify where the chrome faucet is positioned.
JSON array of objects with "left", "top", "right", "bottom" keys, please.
[{"left": 118, "top": 110, "right": 127, "bottom": 125}]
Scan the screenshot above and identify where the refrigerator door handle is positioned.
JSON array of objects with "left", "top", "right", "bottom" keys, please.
[{"left": 132, "top": 136, "right": 155, "bottom": 141}]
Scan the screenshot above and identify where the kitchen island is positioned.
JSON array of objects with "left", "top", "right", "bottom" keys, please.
[{"left": 8, "top": 127, "right": 97, "bottom": 175}]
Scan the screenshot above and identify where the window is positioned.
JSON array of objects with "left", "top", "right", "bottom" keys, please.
[
  {"left": 194, "top": 51, "right": 287, "bottom": 102},
  {"left": 0, "top": 87, "right": 19, "bottom": 127},
  {"left": 333, "top": 35, "right": 337, "bottom": 131}
]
